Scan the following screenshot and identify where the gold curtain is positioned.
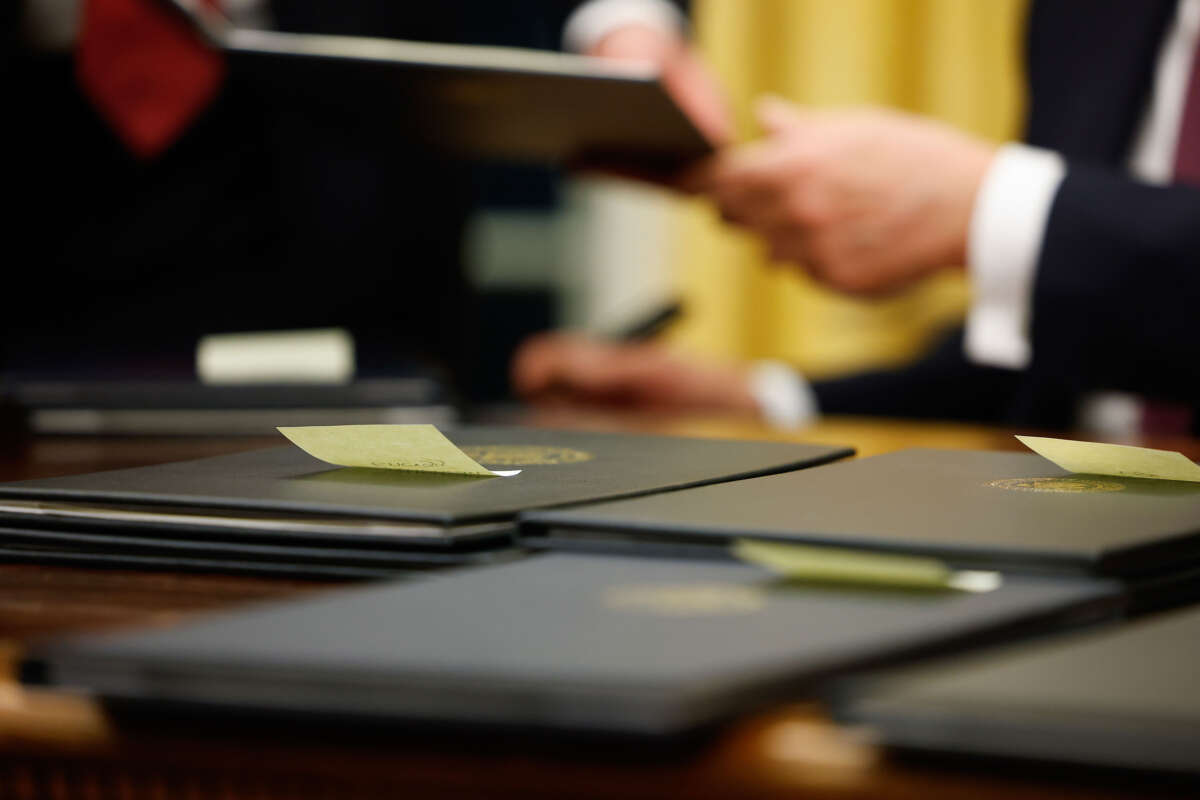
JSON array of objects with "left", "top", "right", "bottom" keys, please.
[{"left": 666, "top": 0, "right": 1029, "bottom": 378}]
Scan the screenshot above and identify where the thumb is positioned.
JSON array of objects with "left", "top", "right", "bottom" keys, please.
[{"left": 755, "top": 94, "right": 810, "bottom": 136}]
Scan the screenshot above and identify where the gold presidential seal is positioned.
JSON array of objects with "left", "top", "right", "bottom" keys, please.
[
  {"left": 987, "top": 477, "right": 1126, "bottom": 494},
  {"left": 460, "top": 445, "right": 593, "bottom": 467},
  {"left": 603, "top": 583, "right": 766, "bottom": 617}
]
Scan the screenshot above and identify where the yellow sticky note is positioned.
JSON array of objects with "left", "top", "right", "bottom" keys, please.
[
  {"left": 278, "top": 425, "right": 520, "bottom": 477},
  {"left": 734, "top": 538, "right": 951, "bottom": 589},
  {"left": 1016, "top": 435, "right": 1200, "bottom": 483},
  {"left": 731, "top": 539, "right": 1001, "bottom": 593}
]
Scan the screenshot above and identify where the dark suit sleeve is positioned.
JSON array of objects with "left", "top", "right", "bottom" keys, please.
[
  {"left": 2, "top": 3, "right": 20, "bottom": 69},
  {"left": 1027, "top": 165, "right": 1200, "bottom": 407},
  {"left": 812, "top": 329, "right": 1024, "bottom": 424}
]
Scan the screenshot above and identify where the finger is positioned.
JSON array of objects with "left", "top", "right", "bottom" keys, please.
[
  {"left": 755, "top": 94, "right": 814, "bottom": 136},
  {"left": 701, "top": 133, "right": 823, "bottom": 195},
  {"left": 587, "top": 24, "right": 678, "bottom": 63},
  {"left": 675, "top": 141, "right": 786, "bottom": 193},
  {"left": 510, "top": 334, "right": 576, "bottom": 397},
  {"left": 514, "top": 334, "right": 626, "bottom": 398},
  {"left": 763, "top": 228, "right": 814, "bottom": 267},
  {"left": 559, "top": 341, "right": 657, "bottom": 398},
  {"left": 663, "top": 51, "right": 737, "bottom": 146},
  {"left": 712, "top": 182, "right": 787, "bottom": 229}
]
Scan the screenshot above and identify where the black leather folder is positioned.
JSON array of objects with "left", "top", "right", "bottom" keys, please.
[
  {"left": 0, "top": 427, "right": 850, "bottom": 572},
  {"left": 156, "top": 0, "right": 713, "bottom": 170},
  {"left": 833, "top": 604, "right": 1200, "bottom": 777},
  {"left": 3, "top": 378, "right": 452, "bottom": 436},
  {"left": 520, "top": 448, "right": 1200, "bottom": 578},
  {"left": 223, "top": 28, "right": 713, "bottom": 170},
  {"left": 21, "top": 553, "right": 1121, "bottom": 736}
]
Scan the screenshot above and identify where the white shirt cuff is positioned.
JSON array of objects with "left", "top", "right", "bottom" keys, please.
[
  {"left": 563, "top": 0, "right": 685, "bottom": 53},
  {"left": 964, "top": 143, "right": 1066, "bottom": 370},
  {"left": 749, "top": 360, "right": 819, "bottom": 429}
]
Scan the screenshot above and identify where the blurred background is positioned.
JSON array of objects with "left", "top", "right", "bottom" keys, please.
[
  {"left": 545, "top": 0, "right": 1026, "bottom": 382},
  {"left": 7, "top": 0, "right": 1031, "bottom": 428}
]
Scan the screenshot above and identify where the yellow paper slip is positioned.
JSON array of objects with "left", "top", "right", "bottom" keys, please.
[
  {"left": 1016, "top": 435, "right": 1200, "bottom": 483},
  {"left": 277, "top": 425, "right": 520, "bottom": 477},
  {"left": 732, "top": 539, "right": 1001, "bottom": 593}
]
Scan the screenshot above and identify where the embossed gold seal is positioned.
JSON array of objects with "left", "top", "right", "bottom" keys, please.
[
  {"left": 604, "top": 583, "right": 766, "bottom": 616},
  {"left": 459, "top": 445, "right": 593, "bottom": 467},
  {"left": 987, "top": 477, "right": 1126, "bottom": 494}
]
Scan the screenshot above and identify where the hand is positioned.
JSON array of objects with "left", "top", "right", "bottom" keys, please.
[
  {"left": 589, "top": 24, "right": 734, "bottom": 146},
  {"left": 511, "top": 333, "right": 757, "bottom": 414},
  {"left": 682, "top": 97, "right": 998, "bottom": 295}
]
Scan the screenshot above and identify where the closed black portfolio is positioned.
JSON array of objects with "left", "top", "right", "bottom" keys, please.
[
  {"left": 3, "top": 378, "right": 453, "bottom": 436},
  {"left": 0, "top": 427, "right": 850, "bottom": 573},
  {"left": 521, "top": 448, "right": 1200, "bottom": 577},
  {"left": 157, "top": 0, "right": 713, "bottom": 170},
  {"left": 834, "top": 604, "right": 1200, "bottom": 777},
  {"left": 21, "top": 553, "right": 1121, "bottom": 736},
  {"left": 224, "top": 28, "right": 713, "bottom": 170}
]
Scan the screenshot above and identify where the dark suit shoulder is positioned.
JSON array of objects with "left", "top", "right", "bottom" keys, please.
[{"left": 1025, "top": 0, "right": 1177, "bottom": 164}]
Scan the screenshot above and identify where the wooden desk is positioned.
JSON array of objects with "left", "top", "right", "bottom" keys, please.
[{"left": 0, "top": 415, "right": 1195, "bottom": 799}]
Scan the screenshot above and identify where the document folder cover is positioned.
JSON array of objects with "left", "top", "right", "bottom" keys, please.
[
  {"left": 0, "top": 428, "right": 850, "bottom": 571},
  {"left": 223, "top": 28, "right": 713, "bottom": 170},
  {"left": 4, "top": 378, "right": 452, "bottom": 436},
  {"left": 21, "top": 553, "right": 1121, "bottom": 736},
  {"left": 834, "top": 605, "right": 1200, "bottom": 776},
  {"left": 521, "top": 448, "right": 1200, "bottom": 577}
]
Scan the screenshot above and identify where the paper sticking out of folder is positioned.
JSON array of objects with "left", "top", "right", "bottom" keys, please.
[
  {"left": 732, "top": 539, "right": 1002, "bottom": 593},
  {"left": 278, "top": 424, "right": 520, "bottom": 477},
  {"left": 1016, "top": 435, "right": 1200, "bottom": 483}
]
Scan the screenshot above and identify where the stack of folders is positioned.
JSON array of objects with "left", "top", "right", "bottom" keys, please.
[
  {"left": 14, "top": 7, "right": 1192, "bottom": 776},
  {"left": 520, "top": 448, "right": 1200, "bottom": 609},
  {"left": 0, "top": 427, "right": 850, "bottom": 578},
  {"left": 513, "top": 446, "right": 1200, "bottom": 774},
  {"left": 15, "top": 442, "right": 1200, "bottom": 778},
  {"left": 20, "top": 553, "right": 1121, "bottom": 736}
]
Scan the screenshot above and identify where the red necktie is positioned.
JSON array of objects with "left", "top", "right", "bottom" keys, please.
[
  {"left": 76, "top": 0, "right": 225, "bottom": 159},
  {"left": 1173, "top": 31, "right": 1200, "bottom": 184},
  {"left": 1141, "top": 31, "right": 1200, "bottom": 435}
]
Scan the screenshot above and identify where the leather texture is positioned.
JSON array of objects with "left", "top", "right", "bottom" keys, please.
[
  {"left": 839, "top": 601, "right": 1200, "bottom": 775},
  {"left": 0, "top": 427, "right": 851, "bottom": 526},
  {"left": 524, "top": 448, "right": 1200, "bottom": 576},
  {"left": 24, "top": 552, "right": 1119, "bottom": 735}
]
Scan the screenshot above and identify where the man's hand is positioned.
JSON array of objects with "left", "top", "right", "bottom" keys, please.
[
  {"left": 512, "top": 333, "right": 757, "bottom": 413},
  {"left": 589, "top": 24, "right": 734, "bottom": 145},
  {"left": 682, "top": 97, "right": 998, "bottom": 295}
]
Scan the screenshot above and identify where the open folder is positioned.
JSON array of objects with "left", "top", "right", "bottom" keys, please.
[{"left": 0, "top": 427, "right": 850, "bottom": 577}]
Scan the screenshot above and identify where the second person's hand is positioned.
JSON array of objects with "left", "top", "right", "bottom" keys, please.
[
  {"left": 681, "top": 96, "right": 998, "bottom": 295},
  {"left": 588, "top": 23, "right": 735, "bottom": 146}
]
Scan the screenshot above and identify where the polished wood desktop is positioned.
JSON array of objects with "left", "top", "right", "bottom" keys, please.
[{"left": 0, "top": 413, "right": 1196, "bottom": 799}]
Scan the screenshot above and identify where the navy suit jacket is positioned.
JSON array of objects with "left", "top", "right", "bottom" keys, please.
[{"left": 815, "top": 0, "right": 1200, "bottom": 430}]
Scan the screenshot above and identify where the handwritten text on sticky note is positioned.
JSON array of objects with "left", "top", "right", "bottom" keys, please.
[
  {"left": 1017, "top": 435, "right": 1200, "bottom": 483},
  {"left": 278, "top": 425, "right": 520, "bottom": 477}
]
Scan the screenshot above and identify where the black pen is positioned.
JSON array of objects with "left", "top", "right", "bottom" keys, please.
[{"left": 609, "top": 301, "right": 685, "bottom": 342}]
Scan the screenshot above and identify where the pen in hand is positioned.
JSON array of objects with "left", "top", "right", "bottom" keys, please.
[{"left": 607, "top": 300, "right": 685, "bottom": 342}]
